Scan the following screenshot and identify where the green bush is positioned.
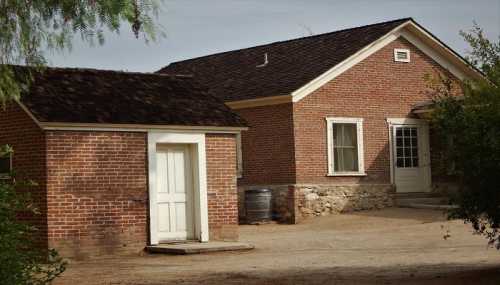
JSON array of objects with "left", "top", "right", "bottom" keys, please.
[
  {"left": 0, "top": 145, "right": 66, "bottom": 284},
  {"left": 430, "top": 24, "right": 500, "bottom": 248}
]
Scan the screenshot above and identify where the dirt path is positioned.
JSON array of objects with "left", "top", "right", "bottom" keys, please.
[{"left": 55, "top": 208, "right": 500, "bottom": 284}]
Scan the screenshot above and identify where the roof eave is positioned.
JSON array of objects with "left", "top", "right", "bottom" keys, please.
[
  {"left": 225, "top": 94, "right": 292, "bottom": 109},
  {"left": 39, "top": 122, "right": 248, "bottom": 133}
]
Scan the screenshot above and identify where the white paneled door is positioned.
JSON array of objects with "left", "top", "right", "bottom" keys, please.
[
  {"left": 156, "top": 144, "right": 194, "bottom": 241},
  {"left": 392, "top": 124, "right": 431, "bottom": 193}
]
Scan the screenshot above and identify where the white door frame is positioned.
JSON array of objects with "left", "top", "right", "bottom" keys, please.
[
  {"left": 386, "top": 118, "right": 432, "bottom": 192},
  {"left": 148, "top": 132, "right": 209, "bottom": 245}
]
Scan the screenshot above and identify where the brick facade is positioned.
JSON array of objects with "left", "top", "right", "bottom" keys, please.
[
  {"left": 45, "top": 131, "right": 148, "bottom": 258},
  {"left": 206, "top": 134, "right": 239, "bottom": 240},
  {"left": 0, "top": 104, "right": 240, "bottom": 258},
  {"left": 0, "top": 103, "right": 47, "bottom": 247},
  {"left": 293, "top": 37, "right": 457, "bottom": 184},
  {"left": 237, "top": 37, "right": 461, "bottom": 221},
  {"left": 236, "top": 103, "right": 296, "bottom": 186}
]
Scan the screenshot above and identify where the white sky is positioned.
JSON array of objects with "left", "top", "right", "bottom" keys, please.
[{"left": 45, "top": 0, "right": 500, "bottom": 72}]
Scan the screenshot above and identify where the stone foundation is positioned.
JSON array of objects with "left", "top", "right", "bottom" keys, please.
[
  {"left": 238, "top": 184, "right": 395, "bottom": 224},
  {"left": 295, "top": 184, "right": 395, "bottom": 218}
]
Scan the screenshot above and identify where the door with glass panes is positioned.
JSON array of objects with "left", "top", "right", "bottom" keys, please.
[{"left": 392, "top": 124, "right": 431, "bottom": 192}]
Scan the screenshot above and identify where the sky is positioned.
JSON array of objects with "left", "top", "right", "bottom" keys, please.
[{"left": 45, "top": 0, "right": 500, "bottom": 73}]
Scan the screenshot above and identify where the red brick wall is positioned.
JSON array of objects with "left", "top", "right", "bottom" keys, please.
[
  {"left": 44, "top": 131, "right": 240, "bottom": 257},
  {"left": 293, "top": 37, "right": 460, "bottom": 184},
  {"left": 45, "top": 131, "right": 148, "bottom": 258},
  {"left": 206, "top": 134, "right": 239, "bottom": 240},
  {"left": 0, "top": 103, "right": 47, "bottom": 247},
  {"left": 236, "top": 103, "right": 296, "bottom": 185}
]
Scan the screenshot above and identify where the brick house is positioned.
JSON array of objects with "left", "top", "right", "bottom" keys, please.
[
  {"left": 0, "top": 67, "right": 246, "bottom": 258},
  {"left": 159, "top": 18, "right": 483, "bottom": 223}
]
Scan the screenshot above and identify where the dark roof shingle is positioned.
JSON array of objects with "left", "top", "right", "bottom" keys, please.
[
  {"left": 158, "top": 18, "right": 411, "bottom": 102},
  {"left": 16, "top": 66, "right": 246, "bottom": 127}
]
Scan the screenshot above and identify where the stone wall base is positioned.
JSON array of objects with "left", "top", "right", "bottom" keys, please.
[
  {"left": 238, "top": 183, "right": 395, "bottom": 224},
  {"left": 296, "top": 184, "right": 395, "bottom": 218}
]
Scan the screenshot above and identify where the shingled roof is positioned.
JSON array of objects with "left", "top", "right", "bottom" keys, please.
[
  {"left": 158, "top": 18, "right": 412, "bottom": 102},
  {"left": 15, "top": 66, "right": 246, "bottom": 128}
]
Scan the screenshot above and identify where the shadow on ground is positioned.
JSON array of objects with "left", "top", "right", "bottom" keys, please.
[{"left": 168, "top": 264, "right": 500, "bottom": 285}]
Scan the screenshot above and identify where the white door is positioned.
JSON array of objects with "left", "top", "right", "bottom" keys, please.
[
  {"left": 392, "top": 124, "right": 431, "bottom": 192},
  {"left": 156, "top": 144, "right": 195, "bottom": 241}
]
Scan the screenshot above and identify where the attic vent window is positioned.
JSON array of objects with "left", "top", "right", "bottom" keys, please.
[{"left": 394, "top": 49, "right": 410, "bottom": 62}]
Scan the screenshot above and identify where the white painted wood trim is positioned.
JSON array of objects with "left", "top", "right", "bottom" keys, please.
[
  {"left": 386, "top": 118, "right": 431, "bottom": 190},
  {"left": 387, "top": 122, "right": 395, "bottom": 184},
  {"left": 386, "top": 118, "right": 427, "bottom": 125},
  {"left": 403, "top": 22, "right": 484, "bottom": 81},
  {"left": 148, "top": 132, "right": 209, "bottom": 245},
  {"left": 292, "top": 28, "right": 404, "bottom": 103},
  {"left": 41, "top": 122, "right": 246, "bottom": 133},
  {"left": 326, "top": 117, "right": 365, "bottom": 176},
  {"left": 291, "top": 20, "right": 484, "bottom": 104},
  {"left": 399, "top": 30, "right": 467, "bottom": 81}
]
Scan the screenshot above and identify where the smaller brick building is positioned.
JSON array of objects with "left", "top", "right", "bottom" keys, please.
[
  {"left": 0, "top": 67, "right": 246, "bottom": 258},
  {"left": 160, "top": 18, "right": 484, "bottom": 223}
]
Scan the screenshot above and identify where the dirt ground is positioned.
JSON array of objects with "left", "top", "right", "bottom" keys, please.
[{"left": 55, "top": 208, "right": 500, "bottom": 284}]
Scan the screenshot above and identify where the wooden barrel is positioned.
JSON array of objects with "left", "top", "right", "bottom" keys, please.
[{"left": 245, "top": 189, "right": 272, "bottom": 224}]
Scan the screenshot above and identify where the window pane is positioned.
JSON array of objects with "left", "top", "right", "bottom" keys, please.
[
  {"left": 411, "top": 137, "right": 418, "bottom": 147},
  {"left": 411, "top": 148, "right": 418, "bottom": 157},
  {"left": 0, "top": 157, "right": 10, "bottom": 174},
  {"left": 404, "top": 128, "right": 411, "bottom": 136},
  {"left": 332, "top": 123, "right": 359, "bottom": 172},
  {"left": 405, "top": 158, "right": 412, "bottom": 168},
  {"left": 411, "top": 128, "right": 417, "bottom": 136},
  {"left": 334, "top": 147, "right": 341, "bottom": 172},
  {"left": 396, "top": 129, "right": 402, "bottom": 137},
  {"left": 404, "top": 138, "right": 411, "bottom": 146},
  {"left": 404, "top": 148, "right": 411, "bottom": 157},
  {"left": 342, "top": 124, "right": 357, "bottom": 147},
  {"left": 412, "top": 158, "right": 419, "bottom": 167},
  {"left": 333, "top": 123, "right": 357, "bottom": 147},
  {"left": 397, "top": 158, "right": 404, "bottom": 167},
  {"left": 396, "top": 148, "right": 403, "bottom": 157},
  {"left": 342, "top": 148, "right": 359, "bottom": 172}
]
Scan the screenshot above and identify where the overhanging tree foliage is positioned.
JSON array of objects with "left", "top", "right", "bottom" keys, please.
[
  {"left": 0, "top": 0, "right": 163, "bottom": 105},
  {"left": 0, "top": 1, "right": 163, "bottom": 283},
  {"left": 430, "top": 23, "right": 500, "bottom": 248}
]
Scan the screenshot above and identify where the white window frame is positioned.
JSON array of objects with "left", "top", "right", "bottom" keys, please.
[
  {"left": 394, "top": 48, "right": 410, "bottom": 62},
  {"left": 0, "top": 153, "right": 12, "bottom": 179},
  {"left": 326, "top": 117, "right": 366, "bottom": 176}
]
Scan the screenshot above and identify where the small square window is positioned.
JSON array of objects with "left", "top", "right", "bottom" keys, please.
[
  {"left": 394, "top": 49, "right": 410, "bottom": 62},
  {"left": 0, "top": 154, "right": 11, "bottom": 178}
]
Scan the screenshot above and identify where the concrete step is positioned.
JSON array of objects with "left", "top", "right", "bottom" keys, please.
[
  {"left": 400, "top": 203, "right": 458, "bottom": 210},
  {"left": 395, "top": 193, "right": 457, "bottom": 210},
  {"left": 396, "top": 197, "right": 449, "bottom": 206},
  {"left": 146, "top": 241, "right": 254, "bottom": 255},
  {"left": 394, "top": 192, "right": 443, "bottom": 199}
]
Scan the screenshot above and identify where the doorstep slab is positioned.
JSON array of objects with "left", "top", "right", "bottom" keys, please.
[{"left": 146, "top": 241, "right": 254, "bottom": 255}]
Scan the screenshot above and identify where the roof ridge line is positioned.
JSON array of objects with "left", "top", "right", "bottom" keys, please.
[
  {"left": 7, "top": 64, "right": 194, "bottom": 79},
  {"left": 162, "top": 17, "right": 413, "bottom": 68}
]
